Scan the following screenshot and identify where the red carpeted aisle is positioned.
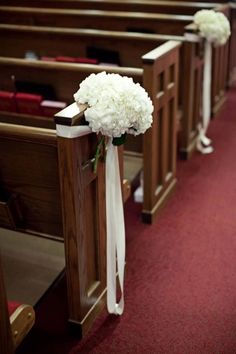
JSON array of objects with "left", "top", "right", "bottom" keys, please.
[{"left": 18, "top": 88, "right": 236, "bottom": 354}]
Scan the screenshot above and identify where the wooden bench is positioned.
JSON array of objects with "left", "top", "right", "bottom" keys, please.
[
  {"left": 0, "top": 24, "right": 204, "bottom": 162},
  {"left": 0, "top": 5, "right": 230, "bottom": 121},
  {"left": 0, "top": 40, "right": 180, "bottom": 222},
  {"left": 0, "top": 0, "right": 222, "bottom": 13},
  {"left": 0, "top": 253, "right": 35, "bottom": 354},
  {"left": 0, "top": 101, "right": 108, "bottom": 337},
  {"left": 0, "top": 41, "right": 179, "bottom": 337},
  {"left": 0, "top": 6, "right": 194, "bottom": 33}
]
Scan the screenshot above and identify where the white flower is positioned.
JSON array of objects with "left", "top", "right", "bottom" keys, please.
[
  {"left": 74, "top": 72, "right": 153, "bottom": 138},
  {"left": 194, "top": 10, "right": 230, "bottom": 46}
]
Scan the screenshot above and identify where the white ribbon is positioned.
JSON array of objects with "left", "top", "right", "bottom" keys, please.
[
  {"left": 134, "top": 170, "right": 143, "bottom": 203},
  {"left": 197, "top": 40, "right": 214, "bottom": 154},
  {"left": 56, "top": 124, "right": 91, "bottom": 138},
  {"left": 106, "top": 138, "right": 125, "bottom": 315},
  {"left": 184, "top": 32, "right": 201, "bottom": 42}
]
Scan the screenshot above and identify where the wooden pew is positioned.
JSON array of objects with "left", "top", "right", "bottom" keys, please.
[
  {"left": 0, "top": 24, "right": 204, "bottom": 162},
  {"left": 0, "top": 40, "right": 180, "bottom": 222},
  {"left": 0, "top": 253, "right": 35, "bottom": 354},
  {"left": 0, "top": 5, "right": 230, "bottom": 118},
  {"left": 0, "top": 0, "right": 222, "bottom": 13},
  {"left": 0, "top": 6, "right": 193, "bottom": 34},
  {"left": 0, "top": 101, "right": 107, "bottom": 337},
  {"left": 0, "top": 42, "right": 179, "bottom": 336}
]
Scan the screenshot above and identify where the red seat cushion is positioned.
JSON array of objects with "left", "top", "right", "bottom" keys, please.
[
  {"left": 41, "top": 56, "right": 56, "bottom": 62},
  {"left": 56, "top": 56, "right": 76, "bottom": 63},
  {"left": 8, "top": 301, "right": 21, "bottom": 316},
  {"left": 15, "top": 93, "right": 43, "bottom": 115},
  {"left": 76, "top": 57, "right": 98, "bottom": 64}
]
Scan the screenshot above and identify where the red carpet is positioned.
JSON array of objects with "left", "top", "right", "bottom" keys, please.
[{"left": 18, "top": 88, "right": 236, "bottom": 354}]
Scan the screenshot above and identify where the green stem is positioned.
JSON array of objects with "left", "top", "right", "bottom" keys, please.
[{"left": 93, "top": 136, "right": 105, "bottom": 173}]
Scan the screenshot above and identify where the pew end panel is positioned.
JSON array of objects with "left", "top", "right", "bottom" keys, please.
[
  {"left": 212, "top": 4, "right": 230, "bottom": 113},
  {"left": 55, "top": 104, "right": 107, "bottom": 337},
  {"left": 141, "top": 40, "right": 181, "bottom": 224},
  {"left": 178, "top": 37, "right": 204, "bottom": 160},
  {"left": 229, "top": 3, "right": 236, "bottom": 86}
]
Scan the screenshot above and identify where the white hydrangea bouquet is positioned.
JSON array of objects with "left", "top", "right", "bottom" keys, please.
[
  {"left": 193, "top": 10, "right": 230, "bottom": 153},
  {"left": 74, "top": 71, "right": 153, "bottom": 169},
  {"left": 194, "top": 10, "right": 230, "bottom": 46},
  {"left": 74, "top": 71, "right": 153, "bottom": 315}
]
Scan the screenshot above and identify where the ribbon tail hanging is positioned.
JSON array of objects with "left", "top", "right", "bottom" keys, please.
[
  {"left": 106, "top": 138, "right": 125, "bottom": 315},
  {"left": 197, "top": 40, "right": 214, "bottom": 154}
]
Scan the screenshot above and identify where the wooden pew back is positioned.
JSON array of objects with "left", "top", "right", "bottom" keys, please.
[
  {"left": 0, "top": 39, "right": 180, "bottom": 224},
  {"left": 0, "top": 4, "right": 231, "bottom": 109},
  {"left": 0, "top": 24, "right": 184, "bottom": 68},
  {"left": 0, "top": 6, "right": 193, "bottom": 34},
  {"left": 0, "top": 122, "right": 62, "bottom": 238},
  {"left": 0, "top": 0, "right": 223, "bottom": 14},
  {"left": 0, "top": 24, "right": 201, "bottom": 160}
]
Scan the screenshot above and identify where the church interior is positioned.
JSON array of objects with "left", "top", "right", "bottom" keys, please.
[{"left": 0, "top": 0, "right": 236, "bottom": 353}]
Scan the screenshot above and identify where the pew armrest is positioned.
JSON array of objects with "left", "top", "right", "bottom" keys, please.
[{"left": 9, "top": 303, "right": 35, "bottom": 348}]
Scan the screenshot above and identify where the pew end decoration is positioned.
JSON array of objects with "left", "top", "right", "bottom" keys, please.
[
  {"left": 193, "top": 9, "right": 230, "bottom": 154},
  {"left": 74, "top": 71, "right": 153, "bottom": 315}
]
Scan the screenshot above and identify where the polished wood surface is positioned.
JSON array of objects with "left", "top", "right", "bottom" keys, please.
[
  {"left": 1, "top": 4, "right": 232, "bottom": 148},
  {"left": 0, "top": 24, "right": 183, "bottom": 68},
  {"left": 57, "top": 130, "right": 106, "bottom": 335},
  {"left": 0, "top": 102, "right": 108, "bottom": 335},
  {"left": 0, "top": 122, "right": 62, "bottom": 239},
  {"left": 0, "top": 6, "right": 193, "bottom": 34},
  {"left": 0, "top": 42, "right": 177, "bottom": 224},
  {"left": 0, "top": 24, "right": 203, "bottom": 158},
  {"left": 0, "top": 0, "right": 223, "bottom": 13}
]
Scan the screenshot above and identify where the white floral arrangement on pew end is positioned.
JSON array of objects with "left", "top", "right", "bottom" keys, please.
[
  {"left": 194, "top": 9, "right": 231, "bottom": 46},
  {"left": 74, "top": 71, "right": 153, "bottom": 315},
  {"left": 74, "top": 71, "right": 153, "bottom": 171}
]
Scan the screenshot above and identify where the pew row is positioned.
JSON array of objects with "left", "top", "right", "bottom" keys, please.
[
  {"left": 0, "top": 41, "right": 179, "bottom": 336},
  {"left": 0, "top": 6, "right": 193, "bottom": 34},
  {"left": 0, "top": 25, "right": 204, "bottom": 160},
  {"left": 0, "top": 0, "right": 222, "bottom": 13},
  {"left": 0, "top": 41, "right": 180, "bottom": 222},
  {"left": 0, "top": 253, "right": 35, "bottom": 354},
  {"left": 0, "top": 5, "right": 230, "bottom": 118}
]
